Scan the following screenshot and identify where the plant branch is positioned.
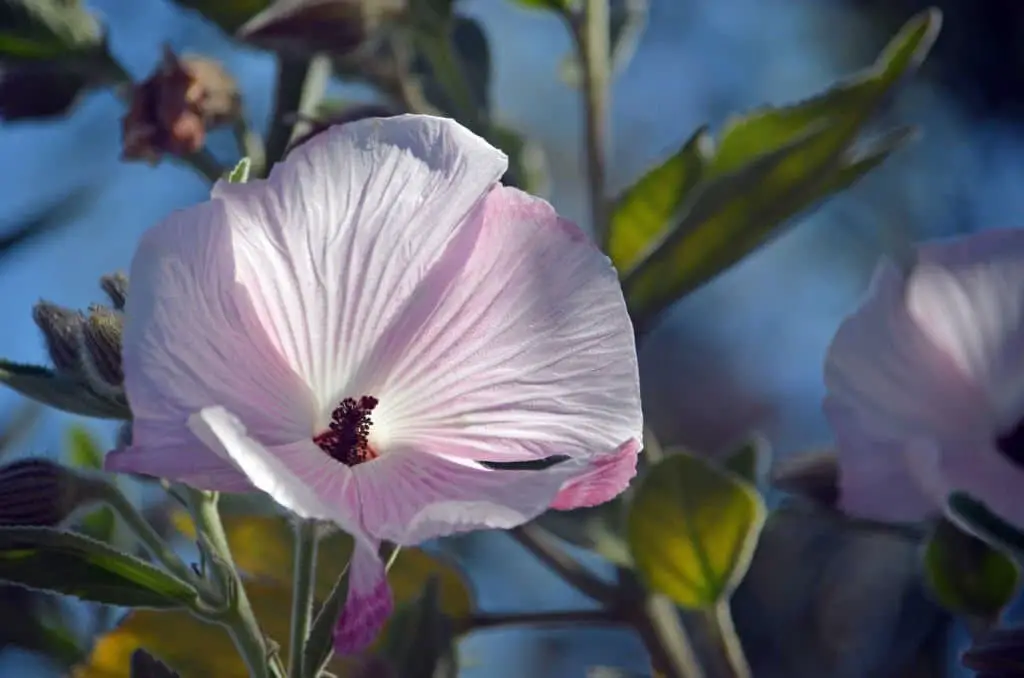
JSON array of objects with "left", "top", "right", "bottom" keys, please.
[
  {"left": 466, "top": 608, "right": 622, "bottom": 631},
  {"left": 509, "top": 524, "right": 617, "bottom": 604},
  {"left": 288, "top": 520, "right": 318, "bottom": 678},
  {"left": 179, "top": 149, "right": 224, "bottom": 184},
  {"left": 264, "top": 55, "right": 333, "bottom": 170},
  {"left": 568, "top": 0, "right": 612, "bottom": 249}
]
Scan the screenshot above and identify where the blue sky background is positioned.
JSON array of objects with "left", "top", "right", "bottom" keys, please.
[{"left": 3, "top": 0, "right": 1024, "bottom": 675}]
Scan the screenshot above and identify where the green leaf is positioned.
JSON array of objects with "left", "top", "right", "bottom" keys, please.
[
  {"left": 721, "top": 434, "right": 771, "bottom": 488},
  {"left": 0, "top": 359, "right": 130, "bottom": 420},
  {"left": 922, "top": 517, "right": 1019, "bottom": 620},
  {"left": 227, "top": 157, "right": 251, "bottom": 184},
  {"left": 608, "top": 127, "right": 713, "bottom": 272},
  {"left": 619, "top": 9, "right": 939, "bottom": 330},
  {"left": 0, "top": 0, "right": 104, "bottom": 61},
  {"left": 626, "top": 450, "right": 767, "bottom": 609},
  {"left": 63, "top": 425, "right": 117, "bottom": 542},
  {"left": 170, "top": 0, "right": 270, "bottom": 34},
  {"left": 948, "top": 492, "right": 1024, "bottom": 559},
  {"left": 413, "top": 15, "right": 491, "bottom": 130},
  {"left": 0, "top": 526, "right": 197, "bottom": 608}
]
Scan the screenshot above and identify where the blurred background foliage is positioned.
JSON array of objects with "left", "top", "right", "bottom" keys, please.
[{"left": 2, "top": 0, "right": 1024, "bottom": 676}]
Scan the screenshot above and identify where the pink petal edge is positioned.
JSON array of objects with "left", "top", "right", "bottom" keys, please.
[{"left": 550, "top": 438, "right": 641, "bottom": 510}]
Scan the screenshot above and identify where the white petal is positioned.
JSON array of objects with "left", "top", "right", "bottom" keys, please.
[
  {"left": 352, "top": 446, "right": 587, "bottom": 545},
  {"left": 354, "top": 185, "right": 641, "bottom": 463},
  {"left": 210, "top": 115, "right": 508, "bottom": 412},
  {"left": 908, "top": 229, "right": 1024, "bottom": 427},
  {"left": 123, "top": 199, "right": 318, "bottom": 452},
  {"left": 825, "top": 258, "right": 988, "bottom": 441},
  {"left": 188, "top": 406, "right": 365, "bottom": 540}
]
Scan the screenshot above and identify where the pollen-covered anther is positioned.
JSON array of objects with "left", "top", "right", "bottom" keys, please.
[{"left": 314, "top": 396, "right": 380, "bottom": 466}]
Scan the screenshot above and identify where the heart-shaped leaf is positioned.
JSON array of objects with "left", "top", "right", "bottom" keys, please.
[{"left": 626, "top": 450, "right": 767, "bottom": 608}]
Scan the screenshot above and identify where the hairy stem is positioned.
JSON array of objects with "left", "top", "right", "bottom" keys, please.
[
  {"left": 633, "top": 594, "right": 705, "bottom": 678},
  {"left": 288, "top": 520, "right": 319, "bottom": 678},
  {"left": 188, "top": 490, "right": 286, "bottom": 678}
]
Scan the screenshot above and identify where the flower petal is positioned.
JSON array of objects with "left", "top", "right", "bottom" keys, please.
[
  {"left": 122, "top": 195, "right": 319, "bottom": 482},
  {"left": 354, "top": 185, "right": 641, "bottom": 464},
  {"left": 209, "top": 115, "right": 509, "bottom": 411},
  {"left": 333, "top": 540, "right": 393, "bottom": 655},
  {"left": 550, "top": 438, "right": 641, "bottom": 510},
  {"left": 825, "top": 398, "right": 937, "bottom": 522},
  {"left": 908, "top": 230, "right": 1024, "bottom": 427},
  {"left": 824, "top": 258, "right": 988, "bottom": 441},
  {"left": 936, "top": 439, "right": 1024, "bottom": 530},
  {"left": 352, "top": 447, "right": 588, "bottom": 546},
  {"left": 188, "top": 406, "right": 362, "bottom": 535}
]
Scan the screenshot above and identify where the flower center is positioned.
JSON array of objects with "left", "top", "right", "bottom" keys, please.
[
  {"left": 313, "top": 396, "right": 379, "bottom": 466},
  {"left": 995, "top": 416, "right": 1024, "bottom": 468}
]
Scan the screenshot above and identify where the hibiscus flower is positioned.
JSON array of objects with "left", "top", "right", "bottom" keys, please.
[
  {"left": 108, "top": 114, "right": 643, "bottom": 652},
  {"left": 824, "top": 229, "right": 1024, "bottom": 529}
]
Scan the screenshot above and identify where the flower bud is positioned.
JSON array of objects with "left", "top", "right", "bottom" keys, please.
[
  {"left": 32, "top": 301, "right": 85, "bottom": 374},
  {"left": 0, "top": 458, "right": 99, "bottom": 527},
  {"left": 962, "top": 627, "right": 1024, "bottom": 677},
  {"left": 238, "top": 0, "right": 405, "bottom": 59},
  {"left": 122, "top": 47, "right": 240, "bottom": 163},
  {"left": 78, "top": 305, "right": 124, "bottom": 393},
  {"left": 100, "top": 272, "right": 128, "bottom": 310}
]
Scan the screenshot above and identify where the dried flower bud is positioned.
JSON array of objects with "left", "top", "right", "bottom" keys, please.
[
  {"left": 78, "top": 305, "right": 124, "bottom": 393},
  {"left": 0, "top": 458, "right": 97, "bottom": 527},
  {"left": 238, "top": 0, "right": 405, "bottom": 58},
  {"left": 121, "top": 46, "right": 240, "bottom": 163},
  {"left": 100, "top": 272, "right": 128, "bottom": 310},
  {"left": 963, "top": 627, "right": 1024, "bottom": 677},
  {"left": 32, "top": 301, "right": 85, "bottom": 374},
  {"left": 288, "top": 104, "right": 397, "bottom": 152},
  {"left": 130, "top": 648, "right": 181, "bottom": 678}
]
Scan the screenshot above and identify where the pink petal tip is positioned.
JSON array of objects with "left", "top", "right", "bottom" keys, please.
[
  {"left": 332, "top": 572, "right": 394, "bottom": 655},
  {"left": 550, "top": 438, "right": 641, "bottom": 511}
]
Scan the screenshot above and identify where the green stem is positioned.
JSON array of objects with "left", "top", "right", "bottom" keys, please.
[
  {"left": 704, "top": 601, "right": 751, "bottom": 678},
  {"left": 509, "top": 524, "right": 617, "bottom": 604},
  {"left": 188, "top": 490, "right": 286, "bottom": 678},
  {"left": 288, "top": 520, "right": 319, "bottom": 678},
  {"left": 93, "top": 479, "right": 199, "bottom": 589},
  {"left": 569, "top": 0, "right": 612, "bottom": 249},
  {"left": 264, "top": 55, "right": 333, "bottom": 170},
  {"left": 634, "top": 594, "right": 705, "bottom": 678}
]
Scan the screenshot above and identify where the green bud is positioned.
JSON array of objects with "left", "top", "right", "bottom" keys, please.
[
  {"left": 99, "top": 272, "right": 128, "bottom": 310},
  {"left": 78, "top": 305, "right": 124, "bottom": 394},
  {"left": 31, "top": 301, "right": 85, "bottom": 374},
  {"left": 0, "top": 458, "right": 100, "bottom": 528}
]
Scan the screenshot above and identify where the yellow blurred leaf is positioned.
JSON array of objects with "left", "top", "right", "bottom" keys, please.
[
  {"left": 75, "top": 513, "right": 475, "bottom": 677},
  {"left": 626, "top": 450, "right": 767, "bottom": 609}
]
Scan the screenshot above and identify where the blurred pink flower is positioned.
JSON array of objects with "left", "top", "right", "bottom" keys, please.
[
  {"left": 824, "top": 229, "right": 1024, "bottom": 528},
  {"left": 109, "top": 115, "right": 642, "bottom": 652}
]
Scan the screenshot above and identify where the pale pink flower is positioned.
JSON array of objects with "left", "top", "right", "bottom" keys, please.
[
  {"left": 108, "top": 115, "right": 642, "bottom": 652},
  {"left": 824, "top": 229, "right": 1024, "bottom": 528}
]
